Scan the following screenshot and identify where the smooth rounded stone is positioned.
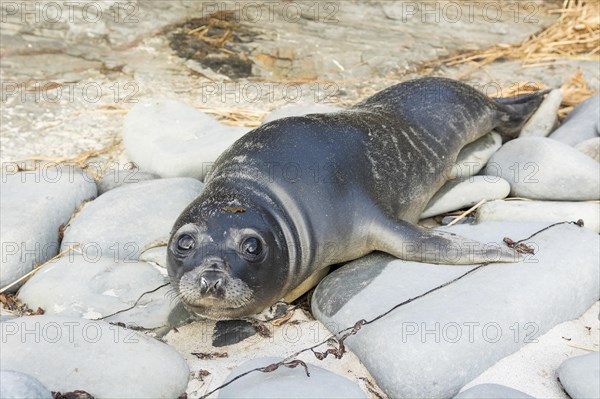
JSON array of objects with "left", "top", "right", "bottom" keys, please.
[
  {"left": 420, "top": 176, "right": 510, "bottom": 218},
  {"left": 218, "top": 357, "right": 367, "bottom": 399},
  {"left": 0, "top": 370, "right": 52, "bottom": 399},
  {"left": 123, "top": 99, "right": 250, "bottom": 181},
  {"left": 18, "top": 255, "right": 174, "bottom": 329},
  {"left": 312, "top": 222, "right": 600, "bottom": 399},
  {"left": 519, "top": 89, "right": 562, "bottom": 137},
  {"left": 1, "top": 315, "right": 189, "bottom": 398},
  {"left": 449, "top": 132, "right": 502, "bottom": 179},
  {"left": 476, "top": 200, "right": 600, "bottom": 233},
  {"left": 97, "top": 167, "right": 159, "bottom": 194},
  {"left": 575, "top": 137, "right": 600, "bottom": 162},
  {"left": 139, "top": 246, "right": 168, "bottom": 268},
  {"left": 549, "top": 94, "right": 599, "bottom": 146},
  {"left": 455, "top": 383, "right": 533, "bottom": 398},
  {"left": 0, "top": 165, "right": 97, "bottom": 291},
  {"left": 484, "top": 137, "right": 600, "bottom": 200},
  {"left": 262, "top": 104, "right": 342, "bottom": 124},
  {"left": 557, "top": 352, "right": 600, "bottom": 399},
  {"left": 61, "top": 178, "right": 203, "bottom": 260}
]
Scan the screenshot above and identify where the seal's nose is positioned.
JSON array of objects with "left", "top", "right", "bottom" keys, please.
[{"left": 199, "top": 270, "right": 225, "bottom": 295}]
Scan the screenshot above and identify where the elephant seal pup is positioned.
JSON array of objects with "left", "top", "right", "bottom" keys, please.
[{"left": 167, "top": 77, "right": 546, "bottom": 320}]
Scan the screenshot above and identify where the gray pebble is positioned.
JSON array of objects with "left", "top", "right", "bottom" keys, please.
[
  {"left": 0, "top": 165, "right": 97, "bottom": 291},
  {"left": 455, "top": 383, "right": 534, "bottom": 398},
  {"left": 97, "top": 167, "right": 159, "bottom": 194},
  {"left": 0, "top": 370, "right": 52, "bottom": 399},
  {"left": 218, "top": 357, "right": 367, "bottom": 398},
  {"left": 123, "top": 99, "right": 249, "bottom": 181},
  {"left": 139, "top": 246, "right": 168, "bottom": 268},
  {"left": 421, "top": 176, "right": 510, "bottom": 218},
  {"left": 18, "top": 254, "right": 176, "bottom": 330},
  {"left": 476, "top": 200, "right": 600, "bottom": 233},
  {"left": 484, "top": 137, "right": 600, "bottom": 200},
  {"left": 549, "top": 94, "right": 599, "bottom": 146},
  {"left": 519, "top": 89, "right": 562, "bottom": 138},
  {"left": 450, "top": 132, "right": 502, "bottom": 179},
  {"left": 1, "top": 315, "right": 189, "bottom": 397},
  {"left": 557, "top": 352, "right": 600, "bottom": 399},
  {"left": 61, "top": 178, "right": 203, "bottom": 260}
]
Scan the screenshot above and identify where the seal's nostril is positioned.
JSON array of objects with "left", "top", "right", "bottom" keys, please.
[{"left": 214, "top": 279, "right": 222, "bottom": 290}]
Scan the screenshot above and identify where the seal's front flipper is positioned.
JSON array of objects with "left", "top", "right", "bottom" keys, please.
[{"left": 371, "top": 218, "right": 521, "bottom": 265}]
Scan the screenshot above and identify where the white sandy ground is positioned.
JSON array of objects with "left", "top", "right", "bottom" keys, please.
[
  {"left": 462, "top": 300, "right": 600, "bottom": 398},
  {"left": 162, "top": 301, "right": 600, "bottom": 398},
  {"left": 163, "top": 309, "right": 387, "bottom": 398}
]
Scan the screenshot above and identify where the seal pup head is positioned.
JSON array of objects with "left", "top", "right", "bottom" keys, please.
[{"left": 167, "top": 192, "right": 291, "bottom": 320}]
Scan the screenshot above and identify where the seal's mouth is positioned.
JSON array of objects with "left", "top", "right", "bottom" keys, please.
[{"left": 173, "top": 266, "right": 255, "bottom": 319}]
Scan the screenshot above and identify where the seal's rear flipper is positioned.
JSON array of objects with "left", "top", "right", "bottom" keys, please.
[
  {"left": 371, "top": 219, "right": 521, "bottom": 265},
  {"left": 493, "top": 89, "right": 552, "bottom": 138}
]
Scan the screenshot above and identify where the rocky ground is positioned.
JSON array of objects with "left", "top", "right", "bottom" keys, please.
[{"left": 1, "top": 1, "right": 599, "bottom": 398}]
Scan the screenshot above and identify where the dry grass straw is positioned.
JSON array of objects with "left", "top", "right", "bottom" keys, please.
[
  {"left": 4, "top": 136, "right": 123, "bottom": 180},
  {"left": 441, "top": 0, "right": 599, "bottom": 69},
  {"left": 493, "top": 68, "right": 595, "bottom": 119},
  {"left": 195, "top": 107, "right": 266, "bottom": 128},
  {"left": 557, "top": 68, "right": 596, "bottom": 117}
]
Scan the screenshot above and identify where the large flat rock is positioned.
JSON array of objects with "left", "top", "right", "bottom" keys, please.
[
  {"left": 550, "top": 94, "right": 599, "bottom": 146},
  {"left": 123, "top": 99, "right": 249, "bottom": 181},
  {"left": 0, "top": 370, "right": 52, "bottom": 399},
  {"left": 455, "top": 383, "right": 534, "bottom": 398},
  {"left": 312, "top": 222, "right": 599, "bottom": 398},
  {"left": 421, "top": 176, "right": 510, "bottom": 218},
  {"left": 557, "top": 352, "right": 600, "bottom": 399},
  {"left": 60, "top": 177, "right": 203, "bottom": 260},
  {"left": 484, "top": 137, "right": 600, "bottom": 200},
  {"left": 218, "top": 357, "right": 367, "bottom": 398},
  {"left": 18, "top": 255, "right": 177, "bottom": 330},
  {"left": 476, "top": 200, "right": 600, "bottom": 233},
  {"left": 1, "top": 315, "right": 189, "bottom": 398},
  {"left": 0, "top": 165, "right": 97, "bottom": 291}
]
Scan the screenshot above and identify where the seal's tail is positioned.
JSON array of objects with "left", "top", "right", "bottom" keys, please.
[{"left": 493, "top": 89, "right": 552, "bottom": 138}]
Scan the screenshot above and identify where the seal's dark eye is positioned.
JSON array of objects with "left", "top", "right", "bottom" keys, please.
[
  {"left": 177, "top": 234, "right": 195, "bottom": 252},
  {"left": 241, "top": 237, "right": 261, "bottom": 257}
]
